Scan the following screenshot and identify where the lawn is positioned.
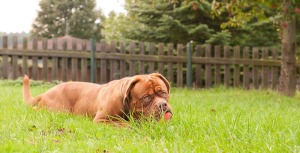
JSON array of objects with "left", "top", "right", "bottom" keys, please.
[{"left": 1, "top": 79, "right": 300, "bottom": 152}]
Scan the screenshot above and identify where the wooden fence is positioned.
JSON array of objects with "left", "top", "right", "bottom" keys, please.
[{"left": 1, "top": 36, "right": 300, "bottom": 90}]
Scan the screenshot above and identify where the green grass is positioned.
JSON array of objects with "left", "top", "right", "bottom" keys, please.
[{"left": 1, "top": 79, "right": 300, "bottom": 152}]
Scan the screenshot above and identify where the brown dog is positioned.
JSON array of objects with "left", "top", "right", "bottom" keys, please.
[{"left": 23, "top": 73, "right": 173, "bottom": 124}]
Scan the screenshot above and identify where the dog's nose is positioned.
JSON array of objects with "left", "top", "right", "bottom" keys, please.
[{"left": 156, "top": 101, "right": 168, "bottom": 111}]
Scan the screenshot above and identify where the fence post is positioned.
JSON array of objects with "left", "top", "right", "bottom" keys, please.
[
  {"left": 90, "top": 37, "right": 95, "bottom": 83},
  {"left": 187, "top": 41, "right": 193, "bottom": 88}
]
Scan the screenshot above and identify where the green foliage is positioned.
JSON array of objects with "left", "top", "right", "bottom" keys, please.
[
  {"left": 1, "top": 81, "right": 300, "bottom": 152},
  {"left": 205, "top": 30, "right": 231, "bottom": 45},
  {"left": 103, "top": 0, "right": 231, "bottom": 45},
  {"left": 102, "top": 0, "right": 281, "bottom": 47},
  {"left": 30, "top": 0, "right": 103, "bottom": 40},
  {"left": 210, "top": 0, "right": 300, "bottom": 28},
  {"left": 229, "top": 21, "right": 281, "bottom": 47},
  {"left": 101, "top": 12, "right": 131, "bottom": 41}
]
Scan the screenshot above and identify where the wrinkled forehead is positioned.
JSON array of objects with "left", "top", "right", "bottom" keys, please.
[{"left": 131, "top": 76, "right": 168, "bottom": 95}]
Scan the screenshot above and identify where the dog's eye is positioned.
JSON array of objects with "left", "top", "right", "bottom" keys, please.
[
  {"left": 161, "top": 91, "right": 168, "bottom": 97},
  {"left": 143, "top": 95, "right": 152, "bottom": 103}
]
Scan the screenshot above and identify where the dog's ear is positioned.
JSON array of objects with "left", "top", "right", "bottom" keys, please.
[
  {"left": 121, "top": 76, "right": 141, "bottom": 105},
  {"left": 151, "top": 73, "right": 170, "bottom": 94}
]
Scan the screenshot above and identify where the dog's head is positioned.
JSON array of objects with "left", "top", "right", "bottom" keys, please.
[{"left": 121, "top": 73, "right": 172, "bottom": 121}]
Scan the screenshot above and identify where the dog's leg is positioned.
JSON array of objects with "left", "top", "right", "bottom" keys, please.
[{"left": 93, "top": 111, "right": 129, "bottom": 127}]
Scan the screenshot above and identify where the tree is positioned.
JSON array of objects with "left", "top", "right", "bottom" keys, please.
[
  {"left": 30, "top": 0, "right": 103, "bottom": 40},
  {"left": 120, "top": 0, "right": 231, "bottom": 44},
  {"left": 208, "top": 0, "right": 299, "bottom": 96},
  {"left": 101, "top": 12, "right": 130, "bottom": 41},
  {"left": 102, "top": 0, "right": 280, "bottom": 47}
]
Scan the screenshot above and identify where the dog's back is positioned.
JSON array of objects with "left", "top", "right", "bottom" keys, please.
[{"left": 22, "top": 75, "right": 103, "bottom": 116}]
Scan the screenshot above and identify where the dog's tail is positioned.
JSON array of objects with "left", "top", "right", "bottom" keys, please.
[{"left": 23, "top": 75, "right": 39, "bottom": 105}]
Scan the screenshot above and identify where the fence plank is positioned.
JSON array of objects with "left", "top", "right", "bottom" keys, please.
[
  {"left": 262, "top": 48, "right": 269, "bottom": 89},
  {"left": 214, "top": 45, "right": 221, "bottom": 86},
  {"left": 167, "top": 43, "right": 174, "bottom": 83},
  {"left": 81, "top": 58, "right": 87, "bottom": 82},
  {"left": 148, "top": 43, "right": 155, "bottom": 73},
  {"left": 51, "top": 39, "right": 58, "bottom": 81},
  {"left": 129, "top": 42, "right": 135, "bottom": 76},
  {"left": 252, "top": 47, "right": 259, "bottom": 89},
  {"left": 120, "top": 42, "right": 126, "bottom": 78},
  {"left": 234, "top": 46, "right": 240, "bottom": 88},
  {"left": 158, "top": 43, "right": 164, "bottom": 75},
  {"left": 224, "top": 46, "right": 230, "bottom": 88},
  {"left": 177, "top": 44, "right": 183, "bottom": 87},
  {"left": 110, "top": 41, "right": 118, "bottom": 80},
  {"left": 71, "top": 58, "right": 78, "bottom": 81},
  {"left": 139, "top": 42, "right": 145, "bottom": 74},
  {"left": 12, "top": 36, "right": 18, "bottom": 79},
  {"left": 243, "top": 47, "right": 250, "bottom": 89},
  {"left": 205, "top": 45, "right": 212, "bottom": 88},
  {"left": 61, "top": 41, "right": 68, "bottom": 81},
  {"left": 22, "top": 37, "right": 28, "bottom": 76},
  {"left": 100, "top": 41, "right": 107, "bottom": 83},
  {"left": 42, "top": 39, "right": 48, "bottom": 81},
  {"left": 71, "top": 40, "right": 78, "bottom": 81},
  {"left": 81, "top": 41, "right": 88, "bottom": 82},
  {"left": 271, "top": 48, "right": 278, "bottom": 89},
  {"left": 32, "top": 39, "right": 38, "bottom": 80},
  {"left": 1, "top": 48, "right": 283, "bottom": 66},
  {"left": 2, "top": 36, "right": 8, "bottom": 79},
  {"left": 195, "top": 45, "right": 203, "bottom": 88}
]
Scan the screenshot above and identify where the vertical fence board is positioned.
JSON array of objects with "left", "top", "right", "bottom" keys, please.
[
  {"left": 224, "top": 46, "right": 230, "bottom": 88},
  {"left": 71, "top": 40, "right": 78, "bottom": 81},
  {"left": 42, "top": 40, "right": 48, "bottom": 81},
  {"left": 110, "top": 41, "right": 118, "bottom": 80},
  {"left": 177, "top": 44, "right": 183, "bottom": 87},
  {"left": 81, "top": 58, "right": 87, "bottom": 82},
  {"left": 61, "top": 41, "right": 68, "bottom": 81},
  {"left": 100, "top": 41, "right": 107, "bottom": 83},
  {"left": 32, "top": 40, "right": 38, "bottom": 80},
  {"left": 243, "top": 47, "right": 250, "bottom": 89},
  {"left": 81, "top": 41, "right": 87, "bottom": 82},
  {"left": 52, "top": 57, "right": 58, "bottom": 81},
  {"left": 51, "top": 39, "right": 58, "bottom": 81},
  {"left": 148, "top": 43, "right": 155, "bottom": 73},
  {"left": 120, "top": 42, "right": 126, "bottom": 78},
  {"left": 271, "top": 48, "right": 278, "bottom": 89},
  {"left": 2, "top": 36, "right": 8, "bottom": 79},
  {"left": 195, "top": 45, "right": 203, "bottom": 88},
  {"left": 167, "top": 43, "right": 174, "bottom": 83},
  {"left": 95, "top": 42, "right": 100, "bottom": 83},
  {"left": 214, "top": 45, "right": 221, "bottom": 86},
  {"left": 252, "top": 47, "right": 259, "bottom": 89},
  {"left": 205, "top": 45, "right": 212, "bottom": 88},
  {"left": 158, "top": 43, "right": 164, "bottom": 74},
  {"left": 234, "top": 46, "right": 240, "bottom": 88},
  {"left": 22, "top": 37, "right": 28, "bottom": 76},
  {"left": 139, "top": 42, "right": 145, "bottom": 74},
  {"left": 129, "top": 42, "right": 135, "bottom": 76},
  {"left": 71, "top": 58, "right": 78, "bottom": 81},
  {"left": 12, "top": 36, "right": 18, "bottom": 79},
  {"left": 262, "top": 48, "right": 269, "bottom": 89},
  {"left": 61, "top": 58, "right": 68, "bottom": 81}
]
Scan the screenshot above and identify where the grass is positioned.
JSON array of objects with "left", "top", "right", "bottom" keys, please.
[{"left": 1, "top": 79, "right": 300, "bottom": 152}]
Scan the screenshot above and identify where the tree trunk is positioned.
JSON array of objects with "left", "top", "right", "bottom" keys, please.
[{"left": 278, "top": 16, "right": 297, "bottom": 96}]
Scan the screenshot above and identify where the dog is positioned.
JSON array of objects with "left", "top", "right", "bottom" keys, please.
[{"left": 23, "top": 73, "right": 173, "bottom": 124}]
